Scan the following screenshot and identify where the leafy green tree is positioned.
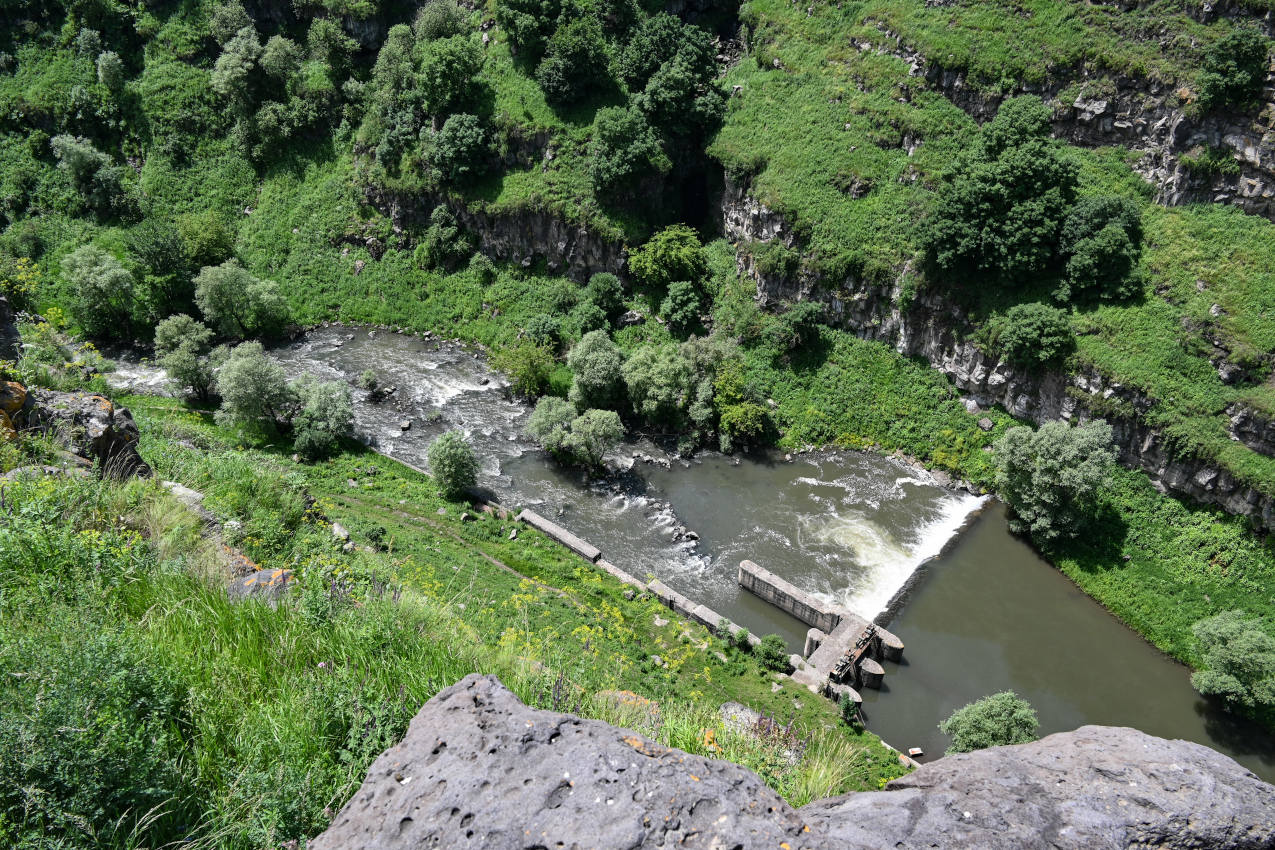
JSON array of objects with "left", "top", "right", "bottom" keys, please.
[
  {"left": 211, "top": 25, "right": 262, "bottom": 110},
  {"left": 214, "top": 341, "right": 296, "bottom": 430},
  {"left": 61, "top": 244, "right": 138, "bottom": 339},
  {"left": 585, "top": 272, "right": 624, "bottom": 319},
  {"left": 756, "top": 634, "right": 789, "bottom": 672},
  {"left": 925, "top": 96, "right": 1077, "bottom": 286},
  {"left": 209, "top": 1, "right": 252, "bottom": 44},
  {"left": 622, "top": 343, "right": 693, "bottom": 425},
  {"left": 292, "top": 376, "right": 354, "bottom": 459},
  {"left": 990, "top": 302, "right": 1074, "bottom": 368},
  {"left": 194, "top": 260, "right": 290, "bottom": 339},
  {"left": 1058, "top": 196, "right": 1143, "bottom": 302},
  {"left": 525, "top": 395, "right": 576, "bottom": 450},
  {"left": 491, "top": 341, "right": 554, "bottom": 397},
  {"left": 431, "top": 113, "right": 487, "bottom": 181},
  {"left": 1198, "top": 27, "right": 1270, "bottom": 110},
  {"left": 128, "top": 218, "right": 195, "bottom": 319},
  {"left": 154, "top": 314, "right": 218, "bottom": 401},
  {"left": 95, "top": 51, "right": 124, "bottom": 92},
  {"left": 177, "top": 211, "right": 235, "bottom": 270},
  {"left": 767, "top": 300, "right": 824, "bottom": 353},
  {"left": 50, "top": 135, "right": 131, "bottom": 218},
  {"left": 629, "top": 224, "right": 707, "bottom": 292},
  {"left": 74, "top": 26, "right": 103, "bottom": 57},
  {"left": 415, "top": 0, "right": 469, "bottom": 40},
  {"left": 566, "top": 329, "right": 623, "bottom": 410},
  {"left": 993, "top": 420, "right": 1115, "bottom": 542},
  {"left": 570, "top": 301, "right": 609, "bottom": 335},
  {"left": 493, "top": 0, "right": 561, "bottom": 58},
  {"left": 415, "top": 205, "right": 474, "bottom": 270},
  {"left": 939, "top": 691, "right": 1039, "bottom": 754},
  {"left": 587, "top": 106, "right": 669, "bottom": 194},
  {"left": 718, "top": 402, "right": 769, "bottom": 454},
  {"left": 428, "top": 429, "right": 479, "bottom": 499},
  {"left": 563, "top": 408, "right": 623, "bottom": 467},
  {"left": 419, "top": 35, "right": 484, "bottom": 117},
  {"left": 618, "top": 15, "right": 721, "bottom": 138},
  {"left": 306, "top": 17, "right": 358, "bottom": 76},
  {"left": 536, "top": 17, "right": 609, "bottom": 106},
  {"left": 261, "top": 35, "right": 303, "bottom": 80},
  {"left": 1190, "top": 611, "right": 1275, "bottom": 714},
  {"left": 660, "top": 280, "right": 703, "bottom": 335},
  {"left": 524, "top": 313, "right": 562, "bottom": 347}
]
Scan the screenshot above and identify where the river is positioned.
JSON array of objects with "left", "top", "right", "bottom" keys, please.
[{"left": 112, "top": 326, "right": 1275, "bottom": 781}]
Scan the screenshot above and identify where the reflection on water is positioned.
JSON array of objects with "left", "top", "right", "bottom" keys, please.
[{"left": 110, "top": 326, "right": 1275, "bottom": 782}]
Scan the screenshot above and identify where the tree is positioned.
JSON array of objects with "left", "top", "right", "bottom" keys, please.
[
  {"left": 493, "top": 0, "right": 561, "bottom": 58},
  {"left": 292, "top": 376, "right": 354, "bottom": 459},
  {"left": 419, "top": 35, "right": 483, "bottom": 117},
  {"left": 214, "top": 342, "right": 296, "bottom": 430},
  {"left": 524, "top": 313, "right": 562, "bottom": 347},
  {"left": 660, "top": 280, "right": 703, "bottom": 335},
  {"left": 1190, "top": 611, "right": 1275, "bottom": 714},
  {"left": 431, "top": 113, "right": 487, "bottom": 182},
  {"left": 209, "top": 1, "right": 252, "bottom": 44},
  {"left": 415, "top": 0, "right": 469, "bottom": 40},
  {"left": 566, "top": 329, "right": 623, "bottom": 410},
  {"left": 261, "top": 35, "right": 302, "bottom": 80},
  {"left": 491, "top": 341, "right": 554, "bottom": 397},
  {"left": 629, "top": 225, "right": 707, "bottom": 293},
  {"left": 524, "top": 395, "right": 576, "bottom": 453},
  {"left": 535, "top": 17, "right": 609, "bottom": 106},
  {"left": 428, "top": 430, "right": 478, "bottom": 499},
  {"left": 617, "top": 15, "right": 722, "bottom": 139},
  {"left": 990, "top": 303, "right": 1074, "bottom": 368},
  {"left": 622, "top": 343, "right": 693, "bottom": 426},
  {"left": 51, "top": 135, "right": 130, "bottom": 218},
  {"left": 1198, "top": 27, "right": 1270, "bottom": 110},
  {"left": 563, "top": 408, "right": 623, "bottom": 467},
  {"left": 61, "top": 244, "right": 138, "bottom": 339},
  {"left": 154, "top": 314, "right": 217, "bottom": 401},
  {"left": 415, "top": 205, "right": 474, "bottom": 270},
  {"left": 1058, "top": 196, "right": 1143, "bottom": 302},
  {"left": 756, "top": 634, "right": 789, "bottom": 672},
  {"left": 993, "top": 420, "right": 1115, "bottom": 542},
  {"left": 924, "top": 96, "right": 1077, "bottom": 287},
  {"left": 939, "top": 691, "right": 1039, "bottom": 754},
  {"left": 587, "top": 106, "right": 669, "bottom": 194},
  {"left": 96, "top": 51, "right": 125, "bottom": 92},
  {"left": 194, "top": 260, "right": 290, "bottom": 339},
  {"left": 585, "top": 272, "right": 624, "bottom": 319},
  {"left": 718, "top": 402, "right": 769, "bottom": 454},
  {"left": 211, "top": 25, "right": 262, "bottom": 110}
]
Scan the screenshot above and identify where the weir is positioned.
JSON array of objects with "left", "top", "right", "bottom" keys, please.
[{"left": 737, "top": 559, "right": 903, "bottom": 694}]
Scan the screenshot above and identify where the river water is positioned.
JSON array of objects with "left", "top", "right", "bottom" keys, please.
[{"left": 113, "top": 326, "right": 1275, "bottom": 781}]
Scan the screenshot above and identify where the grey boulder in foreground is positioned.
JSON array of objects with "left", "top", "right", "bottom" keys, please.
[{"left": 311, "top": 674, "right": 1275, "bottom": 850}]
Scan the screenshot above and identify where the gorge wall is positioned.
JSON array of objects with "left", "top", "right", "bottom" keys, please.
[
  {"left": 723, "top": 177, "right": 1275, "bottom": 531},
  {"left": 311, "top": 674, "right": 1275, "bottom": 850},
  {"left": 857, "top": 28, "right": 1275, "bottom": 219}
]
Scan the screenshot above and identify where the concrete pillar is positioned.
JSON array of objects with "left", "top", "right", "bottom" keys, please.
[
  {"left": 876, "top": 628, "right": 905, "bottom": 662},
  {"left": 856, "top": 657, "right": 885, "bottom": 690},
  {"left": 804, "top": 627, "right": 826, "bottom": 659}
]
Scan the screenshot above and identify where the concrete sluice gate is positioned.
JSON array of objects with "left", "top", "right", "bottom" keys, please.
[{"left": 737, "top": 559, "right": 903, "bottom": 700}]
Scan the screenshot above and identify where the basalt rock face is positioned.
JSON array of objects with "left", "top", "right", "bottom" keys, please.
[
  {"left": 365, "top": 186, "right": 626, "bottom": 282},
  {"left": 0, "top": 295, "right": 19, "bottom": 362},
  {"left": 857, "top": 30, "right": 1275, "bottom": 219},
  {"left": 17, "top": 389, "right": 151, "bottom": 478},
  {"left": 312, "top": 675, "right": 1275, "bottom": 850},
  {"left": 723, "top": 176, "right": 1275, "bottom": 530}
]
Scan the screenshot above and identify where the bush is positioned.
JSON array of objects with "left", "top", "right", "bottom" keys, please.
[
  {"left": 214, "top": 341, "right": 296, "bottom": 430},
  {"left": 587, "top": 106, "right": 669, "bottom": 194},
  {"left": 292, "top": 377, "right": 354, "bottom": 460},
  {"left": 1197, "top": 27, "right": 1270, "bottom": 110},
  {"left": 566, "top": 329, "right": 623, "bottom": 410},
  {"left": 154, "top": 314, "right": 218, "bottom": 400},
  {"left": 524, "top": 312, "right": 562, "bottom": 347},
  {"left": 428, "top": 430, "right": 479, "bottom": 499},
  {"left": 585, "top": 272, "right": 625, "bottom": 319},
  {"left": 938, "top": 691, "right": 1039, "bottom": 754},
  {"left": 431, "top": 113, "right": 487, "bottom": 182},
  {"left": 415, "top": 205, "right": 474, "bottom": 271},
  {"left": 993, "top": 420, "right": 1115, "bottom": 542},
  {"left": 490, "top": 341, "right": 554, "bottom": 397},
  {"left": 623, "top": 343, "right": 693, "bottom": 426},
  {"left": 493, "top": 0, "right": 560, "bottom": 58},
  {"left": 718, "top": 402, "right": 770, "bottom": 453},
  {"left": 1190, "top": 611, "right": 1275, "bottom": 714},
  {"left": 535, "top": 17, "right": 609, "bottom": 106},
  {"left": 990, "top": 303, "right": 1074, "bottom": 368},
  {"left": 525, "top": 398, "right": 624, "bottom": 467},
  {"left": 194, "top": 260, "right": 290, "bottom": 339},
  {"left": 95, "top": 50, "right": 124, "bottom": 92},
  {"left": 756, "top": 634, "right": 789, "bottom": 672},
  {"left": 660, "top": 280, "right": 703, "bottom": 334},
  {"left": 51, "top": 135, "right": 132, "bottom": 219},
  {"left": 769, "top": 301, "right": 823, "bottom": 353},
  {"left": 61, "top": 244, "right": 139, "bottom": 340},
  {"left": 629, "top": 225, "right": 707, "bottom": 293},
  {"left": 415, "top": 0, "right": 469, "bottom": 40},
  {"left": 1058, "top": 196, "right": 1143, "bottom": 302},
  {"left": 570, "top": 301, "right": 609, "bottom": 335},
  {"left": 418, "top": 35, "right": 483, "bottom": 117}
]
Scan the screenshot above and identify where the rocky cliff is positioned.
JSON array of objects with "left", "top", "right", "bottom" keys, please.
[
  {"left": 857, "top": 28, "right": 1275, "bottom": 219},
  {"left": 724, "top": 177, "right": 1275, "bottom": 531},
  {"left": 312, "top": 674, "right": 1275, "bottom": 850}
]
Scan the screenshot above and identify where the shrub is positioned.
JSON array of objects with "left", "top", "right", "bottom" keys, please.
[
  {"left": 570, "top": 301, "right": 609, "bottom": 334},
  {"left": 212, "top": 25, "right": 263, "bottom": 110},
  {"left": 431, "top": 113, "right": 487, "bottom": 182},
  {"left": 1197, "top": 27, "right": 1270, "bottom": 110},
  {"left": 535, "top": 17, "right": 609, "bottom": 106},
  {"left": 214, "top": 341, "right": 296, "bottom": 430},
  {"left": 525, "top": 398, "right": 623, "bottom": 467},
  {"left": 415, "top": 205, "right": 474, "bottom": 271},
  {"left": 493, "top": 0, "right": 560, "bottom": 58},
  {"left": 491, "top": 341, "right": 554, "bottom": 397},
  {"left": 993, "top": 420, "right": 1115, "bottom": 542},
  {"left": 769, "top": 301, "right": 823, "bottom": 353},
  {"left": 587, "top": 106, "right": 669, "bottom": 194},
  {"left": 585, "top": 272, "right": 625, "bottom": 319},
  {"left": 95, "top": 50, "right": 124, "bottom": 92},
  {"left": 1058, "top": 196, "right": 1143, "bottom": 302},
  {"left": 839, "top": 691, "right": 859, "bottom": 726},
  {"left": 990, "top": 303, "right": 1074, "bottom": 368},
  {"left": 938, "top": 691, "right": 1039, "bottom": 754},
  {"left": 524, "top": 312, "right": 562, "bottom": 347},
  {"left": 418, "top": 35, "right": 483, "bottom": 117},
  {"left": 210, "top": 1, "right": 252, "bottom": 44},
  {"left": 194, "top": 260, "right": 290, "bottom": 339},
  {"left": 629, "top": 225, "right": 707, "bottom": 293},
  {"left": 566, "top": 329, "right": 623, "bottom": 410},
  {"left": 415, "top": 0, "right": 469, "bottom": 40},
  {"left": 61, "top": 244, "right": 139, "bottom": 340},
  {"left": 154, "top": 314, "right": 217, "bottom": 400},
  {"left": 718, "top": 402, "right": 770, "bottom": 453},
  {"left": 261, "top": 35, "right": 303, "bottom": 80},
  {"left": 292, "top": 377, "right": 354, "bottom": 460},
  {"left": 623, "top": 343, "right": 693, "bottom": 426},
  {"left": 660, "top": 280, "right": 703, "bottom": 334},
  {"left": 428, "top": 429, "right": 479, "bottom": 499},
  {"left": 51, "top": 135, "right": 132, "bottom": 218},
  {"left": 1190, "top": 611, "right": 1275, "bottom": 714},
  {"left": 756, "top": 634, "right": 789, "bottom": 672}
]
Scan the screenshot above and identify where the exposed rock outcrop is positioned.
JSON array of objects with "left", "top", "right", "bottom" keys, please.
[
  {"left": 857, "top": 29, "right": 1275, "bottom": 219},
  {"left": 723, "top": 176, "right": 1275, "bottom": 531},
  {"left": 312, "top": 675, "right": 1275, "bottom": 850},
  {"left": 16, "top": 389, "right": 151, "bottom": 478},
  {"left": 0, "top": 295, "right": 19, "bottom": 362}
]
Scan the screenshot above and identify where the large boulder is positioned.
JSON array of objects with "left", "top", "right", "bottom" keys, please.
[
  {"left": 17, "top": 389, "right": 150, "bottom": 478},
  {"left": 804, "top": 724, "right": 1275, "bottom": 850},
  {"left": 311, "top": 676, "right": 1275, "bottom": 850}
]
